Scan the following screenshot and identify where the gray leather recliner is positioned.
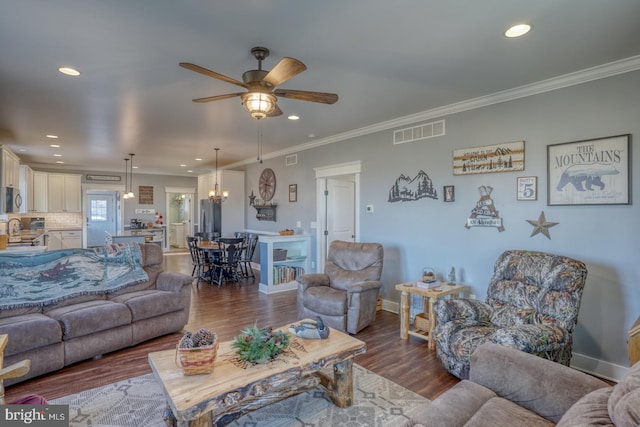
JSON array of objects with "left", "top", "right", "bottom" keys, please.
[{"left": 296, "top": 240, "right": 383, "bottom": 334}]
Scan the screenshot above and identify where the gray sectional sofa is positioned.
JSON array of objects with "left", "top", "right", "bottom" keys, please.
[
  {"left": 405, "top": 343, "right": 640, "bottom": 426},
  {"left": 0, "top": 243, "right": 192, "bottom": 385}
]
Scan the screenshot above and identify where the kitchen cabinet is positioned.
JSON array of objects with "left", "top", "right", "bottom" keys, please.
[
  {"left": 197, "top": 170, "right": 244, "bottom": 237},
  {"left": 170, "top": 223, "right": 185, "bottom": 248},
  {"left": 47, "top": 173, "right": 82, "bottom": 212},
  {"left": 1, "top": 146, "right": 20, "bottom": 189},
  {"left": 47, "top": 230, "right": 82, "bottom": 250},
  {"left": 258, "top": 234, "right": 311, "bottom": 294},
  {"left": 19, "top": 166, "right": 48, "bottom": 213}
]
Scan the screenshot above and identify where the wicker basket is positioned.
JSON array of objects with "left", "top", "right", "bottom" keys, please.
[
  {"left": 273, "top": 248, "right": 288, "bottom": 261},
  {"left": 279, "top": 230, "right": 294, "bottom": 236},
  {"left": 414, "top": 313, "right": 430, "bottom": 331},
  {"left": 176, "top": 341, "right": 219, "bottom": 375}
]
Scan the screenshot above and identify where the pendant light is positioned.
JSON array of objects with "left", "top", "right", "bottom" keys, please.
[
  {"left": 127, "top": 153, "right": 135, "bottom": 199},
  {"left": 208, "top": 148, "right": 228, "bottom": 203},
  {"left": 123, "top": 158, "right": 130, "bottom": 199}
]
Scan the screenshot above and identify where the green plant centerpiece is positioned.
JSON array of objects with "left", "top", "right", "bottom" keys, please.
[{"left": 232, "top": 324, "right": 290, "bottom": 364}]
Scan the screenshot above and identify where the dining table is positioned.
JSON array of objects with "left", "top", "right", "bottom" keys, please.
[{"left": 196, "top": 240, "right": 246, "bottom": 285}]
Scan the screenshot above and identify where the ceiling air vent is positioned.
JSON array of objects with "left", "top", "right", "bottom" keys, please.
[
  {"left": 393, "top": 119, "right": 445, "bottom": 145},
  {"left": 285, "top": 154, "right": 298, "bottom": 166}
]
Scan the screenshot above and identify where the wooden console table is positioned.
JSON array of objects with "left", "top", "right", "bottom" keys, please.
[{"left": 395, "top": 281, "right": 467, "bottom": 350}]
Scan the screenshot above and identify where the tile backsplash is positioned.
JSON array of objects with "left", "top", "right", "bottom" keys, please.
[{"left": 42, "top": 213, "right": 83, "bottom": 229}]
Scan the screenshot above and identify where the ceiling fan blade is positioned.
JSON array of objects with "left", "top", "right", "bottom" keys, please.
[
  {"left": 180, "top": 62, "right": 248, "bottom": 89},
  {"left": 263, "top": 57, "right": 307, "bottom": 87},
  {"left": 192, "top": 93, "right": 244, "bottom": 103},
  {"left": 267, "top": 104, "right": 283, "bottom": 117},
  {"left": 274, "top": 89, "right": 338, "bottom": 104}
]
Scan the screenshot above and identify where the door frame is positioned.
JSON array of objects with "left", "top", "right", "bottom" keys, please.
[
  {"left": 314, "top": 161, "right": 361, "bottom": 272},
  {"left": 165, "top": 186, "right": 196, "bottom": 241},
  {"left": 82, "top": 183, "right": 126, "bottom": 248}
]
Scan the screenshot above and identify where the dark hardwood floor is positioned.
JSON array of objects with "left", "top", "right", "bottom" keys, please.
[{"left": 5, "top": 252, "right": 459, "bottom": 403}]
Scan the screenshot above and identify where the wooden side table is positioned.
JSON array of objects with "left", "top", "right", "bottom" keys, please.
[
  {"left": 395, "top": 281, "right": 468, "bottom": 349},
  {"left": 629, "top": 315, "right": 640, "bottom": 366}
]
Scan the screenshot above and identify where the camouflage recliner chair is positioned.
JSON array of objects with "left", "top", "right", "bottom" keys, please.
[{"left": 434, "top": 250, "right": 588, "bottom": 379}]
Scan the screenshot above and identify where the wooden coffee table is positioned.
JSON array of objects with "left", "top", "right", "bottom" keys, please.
[{"left": 148, "top": 322, "right": 366, "bottom": 426}]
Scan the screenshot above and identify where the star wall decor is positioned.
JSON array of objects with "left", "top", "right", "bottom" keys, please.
[{"left": 526, "top": 211, "right": 559, "bottom": 239}]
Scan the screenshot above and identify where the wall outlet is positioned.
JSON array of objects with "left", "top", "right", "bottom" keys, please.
[
  {"left": 310, "top": 221, "right": 317, "bottom": 229},
  {"left": 366, "top": 204, "right": 374, "bottom": 213},
  {"left": 296, "top": 221, "right": 302, "bottom": 228}
]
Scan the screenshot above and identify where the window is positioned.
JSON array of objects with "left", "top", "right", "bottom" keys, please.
[{"left": 90, "top": 199, "right": 108, "bottom": 221}]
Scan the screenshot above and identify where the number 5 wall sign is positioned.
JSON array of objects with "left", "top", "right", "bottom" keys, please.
[{"left": 517, "top": 176, "right": 538, "bottom": 201}]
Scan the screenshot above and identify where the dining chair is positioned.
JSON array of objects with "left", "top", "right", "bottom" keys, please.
[
  {"left": 212, "top": 237, "right": 244, "bottom": 286},
  {"left": 187, "top": 236, "right": 212, "bottom": 286},
  {"left": 239, "top": 233, "right": 258, "bottom": 278}
]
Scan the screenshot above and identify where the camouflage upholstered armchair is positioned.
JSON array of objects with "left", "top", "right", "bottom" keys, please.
[{"left": 434, "top": 250, "right": 588, "bottom": 379}]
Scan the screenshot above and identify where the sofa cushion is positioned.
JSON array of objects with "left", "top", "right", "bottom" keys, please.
[
  {"left": 0, "top": 314, "right": 62, "bottom": 356},
  {"left": 303, "top": 286, "right": 346, "bottom": 316},
  {"left": 46, "top": 300, "right": 132, "bottom": 339},
  {"left": 608, "top": 362, "right": 640, "bottom": 427},
  {"left": 404, "top": 380, "right": 497, "bottom": 427},
  {"left": 466, "top": 397, "right": 553, "bottom": 427},
  {"left": 0, "top": 306, "right": 42, "bottom": 320},
  {"left": 110, "top": 290, "right": 183, "bottom": 322},
  {"left": 556, "top": 387, "right": 613, "bottom": 426}
]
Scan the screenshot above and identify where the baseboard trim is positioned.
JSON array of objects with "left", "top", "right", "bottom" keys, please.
[
  {"left": 379, "top": 297, "right": 627, "bottom": 382},
  {"left": 571, "top": 352, "right": 627, "bottom": 383}
]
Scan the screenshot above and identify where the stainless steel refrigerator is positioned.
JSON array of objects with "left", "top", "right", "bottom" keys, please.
[{"left": 200, "top": 199, "right": 222, "bottom": 237}]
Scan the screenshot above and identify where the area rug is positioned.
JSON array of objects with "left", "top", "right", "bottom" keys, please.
[{"left": 51, "top": 364, "right": 428, "bottom": 426}]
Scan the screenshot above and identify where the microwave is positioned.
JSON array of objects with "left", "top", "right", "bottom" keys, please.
[{"left": 1, "top": 187, "right": 22, "bottom": 213}]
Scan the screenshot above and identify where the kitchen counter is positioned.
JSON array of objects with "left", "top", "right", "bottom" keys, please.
[
  {"left": 105, "top": 229, "right": 164, "bottom": 247},
  {"left": 0, "top": 245, "right": 48, "bottom": 254}
]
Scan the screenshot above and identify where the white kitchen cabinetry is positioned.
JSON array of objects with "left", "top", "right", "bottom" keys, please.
[
  {"left": 47, "top": 230, "right": 82, "bottom": 250},
  {"left": 169, "top": 223, "right": 185, "bottom": 248},
  {"left": 19, "top": 166, "right": 48, "bottom": 213},
  {"left": 258, "top": 234, "right": 311, "bottom": 294},
  {"left": 197, "top": 170, "right": 244, "bottom": 237},
  {"left": 47, "top": 173, "right": 82, "bottom": 212},
  {"left": 1, "top": 146, "right": 20, "bottom": 189}
]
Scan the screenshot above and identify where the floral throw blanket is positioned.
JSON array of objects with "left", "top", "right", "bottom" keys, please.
[{"left": 0, "top": 243, "right": 149, "bottom": 309}]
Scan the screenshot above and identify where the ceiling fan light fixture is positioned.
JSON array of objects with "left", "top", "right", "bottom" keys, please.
[{"left": 241, "top": 92, "right": 276, "bottom": 119}]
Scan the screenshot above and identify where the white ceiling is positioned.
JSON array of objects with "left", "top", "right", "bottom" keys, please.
[{"left": 1, "top": 0, "right": 640, "bottom": 176}]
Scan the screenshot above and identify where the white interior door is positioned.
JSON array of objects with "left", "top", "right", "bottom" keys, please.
[
  {"left": 86, "top": 191, "right": 117, "bottom": 247},
  {"left": 326, "top": 178, "right": 355, "bottom": 246}
]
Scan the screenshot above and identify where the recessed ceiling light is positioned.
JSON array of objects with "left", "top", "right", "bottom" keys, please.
[
  {"left": 46, "top": 134, "right": 58, "bottom": 139},
  {"left": 53, "top": 154, "right": 62, "bottom": 157},
  {"left": 180, "top": 164, "right": 187, "bottom": 167},
  {"left": 505, "top": 24, "right": 531, "bottom": 38},
  {"left": 195, "top": 158, "right": 203, "bottom": 161},
  {"left": 56, "top": 161, "right": 65, "bottom": 164},
  {"left": 187, "top": 170, "right": 193, "bottom": 173},
  {"left": 58, "top": 67, "right": 81, "bottom": 76},
  {"left": 288, "top": 115, "right": 300, "bottom": 120},
  {"left": 18, "top": 148, "right": 27, "bottom": 152},
  {"left": 307, "top": 133, "right": 316, "bottom": 138},
  {"left": 133, "top": 166, "right": 138, "bottom": 169},
  {"left": 50, "top": 144, "right": 60, "bottom": 148}
]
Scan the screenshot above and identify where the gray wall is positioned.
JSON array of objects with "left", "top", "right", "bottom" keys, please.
[{"left": 242, "top": 69, "right": 640, "bottom": 377}]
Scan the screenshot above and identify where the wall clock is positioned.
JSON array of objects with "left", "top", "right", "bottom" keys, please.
[{"left": 259, "top": 168, "right": 276, "bottom": 201}]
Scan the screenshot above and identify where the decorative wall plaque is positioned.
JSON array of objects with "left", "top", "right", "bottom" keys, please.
[
  {"left": 388, "top": 170, "right": 438, "bottom": 202},
  {"left": 465, "top": 185, "right": 505, "bottom": 232},
  {"left": 139, "top": 186, "right": 154, "bottom": 204},
  {"left": 453, "top": 141, "right": 524, "bottom": 175}
]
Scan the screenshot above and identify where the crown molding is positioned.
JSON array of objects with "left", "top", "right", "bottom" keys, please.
[{"left": 229, "top": 55, "right": 640, "bottom": 168}]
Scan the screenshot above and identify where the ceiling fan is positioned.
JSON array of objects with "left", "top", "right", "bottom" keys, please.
[{"left": 180, "top": 46, "right": 338, "bottom": 119}]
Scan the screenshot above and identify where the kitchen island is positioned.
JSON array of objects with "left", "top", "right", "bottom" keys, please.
[
  {"left": 0, "top": 245, "right": 48, "bottom": 255},
  {"left": 105, "top": 228, "right": 164, "bottom": 248}
]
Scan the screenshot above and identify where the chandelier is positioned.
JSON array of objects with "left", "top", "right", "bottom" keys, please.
[{"left": 209, "top": 148, "right": 229, "bottom": 203}]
